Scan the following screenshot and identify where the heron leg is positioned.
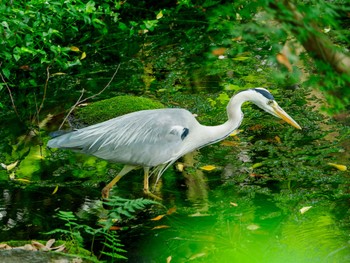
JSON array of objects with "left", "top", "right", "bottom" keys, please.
[
  {"left": 143, "top": 167, "right": 162, "bottom": 200},
  {"left": 102, "top": 165, "right": 136, "bottom": 199}
]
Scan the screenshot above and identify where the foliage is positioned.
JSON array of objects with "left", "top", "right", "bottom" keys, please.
[
  {"left": 103, "top": 196, "right": 160, "bottom": 224},
  {"left": 75, "top": 95, "right": 164, "bottom": 125},
  {"left": 46, "top": 197, "right": 160, "bottom": 261}
]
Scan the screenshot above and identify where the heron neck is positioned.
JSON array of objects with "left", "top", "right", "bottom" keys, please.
[{"left": 199, "top": 92, "right": 247, "bottom": 145}]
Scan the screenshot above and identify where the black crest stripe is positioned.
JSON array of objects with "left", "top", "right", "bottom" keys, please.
[{"left": 253, "top": 88, "right": 274, "bottom": 100}]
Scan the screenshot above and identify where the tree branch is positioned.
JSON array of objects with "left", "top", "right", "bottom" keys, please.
[{"left": 59, "top": 64, "right": 121, "bottom": 130}]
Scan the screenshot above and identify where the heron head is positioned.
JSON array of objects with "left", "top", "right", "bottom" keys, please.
[{"left": 251, "top": 88, "right": 302, "bottom": 130}]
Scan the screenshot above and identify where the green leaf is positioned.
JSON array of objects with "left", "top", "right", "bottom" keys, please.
[{"left": 2, "top": 68, "right": 10, "bottom": 79}]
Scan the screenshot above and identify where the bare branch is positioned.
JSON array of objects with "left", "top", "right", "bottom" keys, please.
[
  {"left": 0, "top": 64, "right": 20, "bottom": 119},
  {"left": 58, "top": 64, "right": 121, "bottom": 130}
]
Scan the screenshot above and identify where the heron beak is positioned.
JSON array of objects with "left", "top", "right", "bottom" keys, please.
[{"left": 272, "top": 102, "right": 302, "bottom": 130}]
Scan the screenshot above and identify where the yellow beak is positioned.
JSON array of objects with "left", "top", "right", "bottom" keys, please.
[{"left": 272, "top": 102, "right": 302, "bottom": 130}]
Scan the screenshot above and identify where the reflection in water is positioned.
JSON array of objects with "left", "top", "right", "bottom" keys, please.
[
  {"left": 0, "top": 182, "right": 100, "bottom": 242},
  {"left": 1, "top": 161, "right": 350, "bottom": 262}
]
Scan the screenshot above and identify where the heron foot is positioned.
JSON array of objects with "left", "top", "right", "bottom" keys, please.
[
  {"left": 101, "top": 186, "right": 110, "bottom": 199},
  {"left": 143, "top": 189, "right": 162, "bottom": 200}
]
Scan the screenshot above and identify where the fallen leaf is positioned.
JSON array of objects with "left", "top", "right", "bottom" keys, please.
[
  {"left": 166, "top": 256, "right": 172, "bottom": 263},
  {"left": 152, "top": 225, "right": 170, "bottom": 230},
  {"left": 221, "top": 140, "right": 239, "bottom": 147},
  {"left": 248, "top": 124, "right": 263, "bottom": 131},
  {"left": 52, "top": 185, "right": 59, "bottom": 195},
  {"left": 200, "top": 165, "right": 216, "bottom": 171},
  {"left": 300, "top": 206, "right": 312, "bottom": 214},
  {"left": 70, "top": 46, "right": 80, "bottom": 52},
  {"left": 230, "top": 202, "right": 238, "bottom": 207},
  {"left": 274, "top": 136, "right": 281, "bottom": 144},
  {"left": 45, "top": 239, "right": 55, "bottom": 249},
  {"left": 212, "top": 47, "right": 227, "bottom": 56},
  {"left": 166, "top": 206, "right": 176, "bottom": 215},
  {"left": 151, "top": 214, "right": 166, "bottom": 221},
  {"left": 80, "top": 51, "right": 87, "bottom": 60},
  {"left": 109, "top": 226, "right": 122, "bottom": 231},
  {"left": 327, "top": 163, "right": 347, "bottom": 171},
  {"left": 276, "top": 53, "right": 293, "bottom": 72}
]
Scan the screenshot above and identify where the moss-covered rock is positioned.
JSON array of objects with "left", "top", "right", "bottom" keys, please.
[{"left": 75, "top": 95, "right": 164, "bottom": 125}]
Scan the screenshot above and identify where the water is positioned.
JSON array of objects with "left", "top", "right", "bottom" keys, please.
[{"left": 1, "top": 162, "right": 349, "bottom": 262}]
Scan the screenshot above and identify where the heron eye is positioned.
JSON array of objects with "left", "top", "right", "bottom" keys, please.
[{"left": 267, "top": 100, "right": 274, "bottom": 106}]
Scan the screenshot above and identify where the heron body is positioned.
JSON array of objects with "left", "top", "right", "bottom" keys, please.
[{"left": 48, "top": 88, "right": 301, "bottom": 198}]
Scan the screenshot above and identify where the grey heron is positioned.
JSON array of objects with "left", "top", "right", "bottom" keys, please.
[{"left": 47, "top": 88, "right": 301, "bottom": 199}]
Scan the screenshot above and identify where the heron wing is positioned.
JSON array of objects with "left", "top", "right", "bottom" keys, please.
[{"left": 48, "top": 108, "right": 196, "bottom": 165}]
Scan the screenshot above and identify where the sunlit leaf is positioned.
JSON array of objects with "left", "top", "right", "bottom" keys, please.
[
  {"left": 151, "top": 214, "right": 166, "bottom": 221},
  {"left": 80, "top": 52, "right": 87, "bottom": 60},
  {"left": 14, "top": 178, "right": 31, "bottom": 183},
  {"left": 327, "top": 163, "right": 347, "bottom": 171},
  {"left": 152, "top": 225, "right": 170, "bottom": 230},
  {"left": 175, "top": 162, "right": 184, "bottom": 172},
  {"left": 70, "top": 46, "right": 80, "bottom": 52},
  {"left": 300, "top": 206, "right": 312, "bottom": 214},
  {"left": 189, "top": 252, "right": 207, "bottom": 260},
  {"left": 229, "top": 129, "right": 241, "bottom": 137},
  {"left": 52, "top": 185, "right": 59, "bottom": 195},
  {"left": 156, "top": 10, "right": 163, "bottom": 19},
  {"left": 276, "top": 53, "right": 293, "bottom": 72},
  {"left": 50, "top": 72, "right": 66, "bottom": 77},
  {"left": 247, "top": 224, "right": 260, "bottom": 231},
  {"left": 166, "top": 256, "right": 172, "bottom": 263},
  {"left": 9, "top": 172, "right": 15, "bottom": 180},
  {"left": 230, "top": 202, "right": 238, "bottom": 207},
  {"left": 251, "top": 162, "right": 264, "bottom": 169},
  {"left": 200, "top": 165, "right": 216, "bottom": 171},
  {"left": 232, "top": 56, "right": 250, "bottom": 61},
  {"left": 2, "top": 161, "right": 19, "bottom": 172}
]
